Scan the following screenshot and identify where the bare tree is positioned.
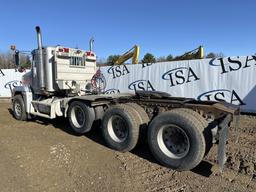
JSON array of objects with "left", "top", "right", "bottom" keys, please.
[
  {"left": 0, "top": 52, "right": 15, "bottom": 69},
  {"left": 0, "top": 51, "right": 31, "bottom": 69},
  {"left": 156, "top": 56, "right": 167, "bottom": 62}
]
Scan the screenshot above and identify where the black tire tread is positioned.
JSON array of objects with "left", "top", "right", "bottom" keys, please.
[
  {"left": 172, "top": 108, "right": 213, "bottom": 156},
  {"left": 125, "top": 103, "right": 149, "bottom": 124},
  {"left": 102, "top": 104, "right": 141, "bottom": 152},
  {"left": 124, "top": 103, "right": 150, "bottom": 143},
  {"left": 68, "top": 101, "right": 95, "bottom": 135},
  {"left": 173, "top": 108, "right": 208, "bottom": 128},
  {"left": 148, "top": 109, "right": 206, "bottom": 171},
  {"left": 12, "top": 94, "right": 27, "bottom": 121},
  {"left": 169, "top": 109, "right": 206, "bottom": 170}
]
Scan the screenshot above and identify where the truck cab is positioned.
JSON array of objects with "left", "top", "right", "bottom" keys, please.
[
  {"left": 12, "top": 26, "right": 97, "bottom": 120},
  {"left": 27, "top": 46, "right": 97, "bottom": 94}
]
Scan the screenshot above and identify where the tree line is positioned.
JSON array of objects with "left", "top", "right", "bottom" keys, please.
[
  {"left": 0, "top": 51, "right": 31, "bottom": 69},
  {"left": 98, "top": 52, "right": 225, "bottom": 66},
  {"left": 0, "top": 50, "right": 223, "bottom": 69}
]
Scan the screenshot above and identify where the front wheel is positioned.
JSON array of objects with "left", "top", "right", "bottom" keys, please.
[
  {"left": 12, "top": 95, "right": 27, "bottom": 121},
  {"left": 147, "top": 110, "right": 205, "bottom": 171}
]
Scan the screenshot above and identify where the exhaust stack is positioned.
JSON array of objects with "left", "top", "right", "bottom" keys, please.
[
  {"left": 35, "top": 26, "right": 45, "bottom": 90},
  {"left": 89, "top": 37, "right": 94, "bottom": 52}
]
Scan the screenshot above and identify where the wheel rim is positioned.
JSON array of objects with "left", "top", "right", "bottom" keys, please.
[
  {"left": 107, "top": 115, "right": 128, "bottom": 143},
  {"left": 157, "top": 124, "right": 190, "bottom": 159},
  {"left": 14, "top": 101, "right": 22, "bottom": 117},
  {"left": 71, "top": 105, "right": 85, "bottom": 128}
]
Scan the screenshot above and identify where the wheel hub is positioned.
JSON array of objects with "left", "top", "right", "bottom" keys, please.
[
  {"left": 158, "top": 125, "right": 190, "bottom": 159},
  {"left": 108, "top": 115, "right": 128, "bottom": 142},
  {"left": 71, "top": 105, "right": 85, "bottom": 128},
  {"left": 14, "top": 102, "right": 22, "bottom": 117}
]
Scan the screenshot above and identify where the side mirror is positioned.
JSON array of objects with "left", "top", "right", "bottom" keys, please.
[
  {"left": 10, "top": 45, "right": 20, "bottom": 67},
  {"left": 10, "top": 45, "right": 16, "bottom": 51},
  {"left": 14, "top": 51, "right": 20, "bottom": 66}
]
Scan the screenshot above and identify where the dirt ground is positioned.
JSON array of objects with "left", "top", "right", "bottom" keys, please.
[{"left": 0, "top": 101, "right": 255, "bottom": 192}]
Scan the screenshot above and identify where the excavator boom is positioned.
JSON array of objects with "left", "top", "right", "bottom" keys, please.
[
  {"left": 115, "top": 45, "right": 140, "bottom": 65},
  {"left": 175, "top": 46, "right": 204, "bottom": 60}
]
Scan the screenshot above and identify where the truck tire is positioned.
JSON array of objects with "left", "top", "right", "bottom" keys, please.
[
  {"left": 94, "top": 106, "right": 104, "bottom": 120},
  {"left": 172, "top": 108, "right": 213, "bottom": 156},
  {"left": 101, "top": 104, "right": 141, "bottom": 152},
  {"left": 148, "top": 110, "right": 206, "bottom": 171},
  {"left": 125, "top": 103, "right": 149, "bottom": 142},
  {"left": 68, "top": 101, "right": 95, "bottom": 135},
  {"left": 125, "top": 103, "right": 149, "bottom": 125},
  {"left": 12, "top": 94, "right": 27, "bottom": 121}
]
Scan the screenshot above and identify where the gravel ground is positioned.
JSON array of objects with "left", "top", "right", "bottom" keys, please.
[{"left": 0, "top": 101, "right": 255, "bottom": 192}]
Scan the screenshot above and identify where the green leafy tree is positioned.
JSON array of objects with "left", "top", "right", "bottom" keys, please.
[
  {"left": 141, "top": 53, "right": 156, "bottom": 63},
  {"left": 107, "top": 55, "right": 121, "bottom": 65},
  {"left": 206, "top": 52, "right": 224, "bottom": 59},
  {"left": 166, "top": 54, "right": 174, "bottom": 61},
  {"left": 206, "top": 52, "right": 216, "bottom": 58}
]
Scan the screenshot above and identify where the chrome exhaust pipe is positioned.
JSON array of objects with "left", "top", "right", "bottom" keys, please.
[
  {"left": 36, "top": 26, "right": 43, "bottom": 50},
  {"left": 89, "top": 37, "right": 94, "bottom": 52},
  {"left": 35, "top": 26, "right": 45, "bottom": 90}
]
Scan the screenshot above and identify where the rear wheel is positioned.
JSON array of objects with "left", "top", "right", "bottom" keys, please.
[
  {"left": 102, "top": 104, "right": 141, "bottom": 152},
  {"left": 68, "top": 101, "right": 95, "bottom": 135},
  {"left": 12, "top": 95, "right": 27, "bottom": 121},
  {"left": 173, "top": 108, "right": 213, "bottom": 156},
  {"left": 148, "top": 109, "right": 205, "bottom": 171},
  {"left": 125, "top": 103, "right": 149, "bottom": 125},
  {"left": 125, "top": 103, "right": 149, "bottom": 143}
]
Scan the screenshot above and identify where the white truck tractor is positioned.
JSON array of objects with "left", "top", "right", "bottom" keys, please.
[{"left": 11, "top": 26, "right": 239, "bottom": 171}]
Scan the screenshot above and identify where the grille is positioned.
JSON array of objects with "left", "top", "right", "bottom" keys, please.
[{"left": 70, "top": 57, "right": 85, "bottom": 67}]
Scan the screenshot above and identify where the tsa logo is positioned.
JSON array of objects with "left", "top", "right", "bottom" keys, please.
[
  {"left": 162, "top": 67, "right": 200, "bottom": 87},
  {"left": 104, "top": 89, "right": 120, "bottom": 94},
  {"left": 197, "top": 89, "right": 245, "bottom": 105},
  {"left": 91, "top": 69, "right": 106, "bottom": 92},
  {"left": 4, "top": 80, "right": 22, "bottom": 91},
  {"left": 209, "top": 55, "right": 256, "bottom": 74},
  {"left": 107, "top": 65, "right": 130, "bottom": 79},
  {"left": 128, "top": 80, "right": 155, "bottom": 91}
]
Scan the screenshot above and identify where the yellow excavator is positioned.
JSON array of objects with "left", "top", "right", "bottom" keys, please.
[
  {"left": 113, "top": 45, "right": 203, "bottom": 65},
  {"left": 114, "top": 45, "right": 140, "bottom": 65},
  {"left": 174, "top": 46, "right": 204, "bottom": 60}
]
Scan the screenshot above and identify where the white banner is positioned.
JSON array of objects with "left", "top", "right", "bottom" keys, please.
[
  {"left": 0, "top": 69, "right": 27, "bottom": 97},
  {"left": 1, "top": 56, "right": 256, "bottom": 113},
  {"left": 98, "top": 56, "right": 256, "bottom": 113}
]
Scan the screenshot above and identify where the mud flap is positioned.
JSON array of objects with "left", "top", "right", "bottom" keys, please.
[
  {"left": 217, "top": 114, "right": 231, "bottom": 172},
  {"left": 233, "top": 114, "right": 240, "bottom": 144}
]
